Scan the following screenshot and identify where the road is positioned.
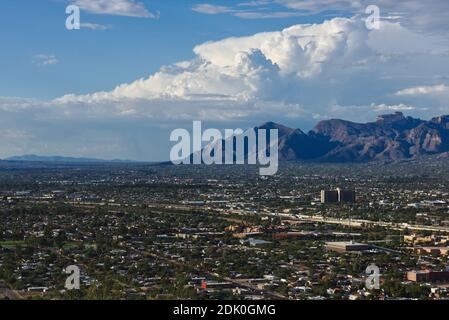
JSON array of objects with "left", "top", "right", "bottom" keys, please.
[{"left": 294, "top": 214, "right": 449, "bottom": 233}]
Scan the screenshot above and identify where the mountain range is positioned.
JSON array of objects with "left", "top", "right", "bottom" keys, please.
[
  {"left": 260, "top": 112, "right": 449, "bottom": 162},
  {"left": 5, "top": 112, "right": 449, "bottom": 164}
]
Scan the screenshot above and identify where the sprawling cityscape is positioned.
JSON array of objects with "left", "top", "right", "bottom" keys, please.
[
  {"left": 2, "top": 0, "right": 449, "bottom": 312},
  {"left": 1, "top": 158, "right": 449, "bottom": 300}
]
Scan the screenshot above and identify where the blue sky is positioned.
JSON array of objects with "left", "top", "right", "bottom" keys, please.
[
  {"left": 1, "top": 1, "right": 449, "bottom": 161},
  {"left": 0, "top": 0, "right": 335, "bottom": 99}
]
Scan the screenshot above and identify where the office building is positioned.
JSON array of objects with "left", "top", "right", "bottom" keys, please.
[
  {"left": 337, "top": 188, "right": 356, "bottom": 203},
  {"left": 321, "top": 190, "right": 339, "bottom": 204},
  {"left": 321, "top": 188, "right": 356, "bottom": 204}
]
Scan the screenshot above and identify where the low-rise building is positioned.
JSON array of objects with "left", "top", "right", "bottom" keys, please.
[
  {"left": 325, "top": 241, "right": 372, "bottom": 253},
  {"left": 407, "top": 270, "right": 449, "bottom": 283}
]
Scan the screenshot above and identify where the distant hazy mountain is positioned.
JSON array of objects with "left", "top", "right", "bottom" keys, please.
[
  {"left": 4, "top": 154, "right": 135, "bottom": 163},
  {"left": 185, "top": 112, "right": 449, "bottom": 163}
]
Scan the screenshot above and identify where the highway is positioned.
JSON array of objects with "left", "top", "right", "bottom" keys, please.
[{"left": 294, "top": 214, "right": 449, "bottom": 233}]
